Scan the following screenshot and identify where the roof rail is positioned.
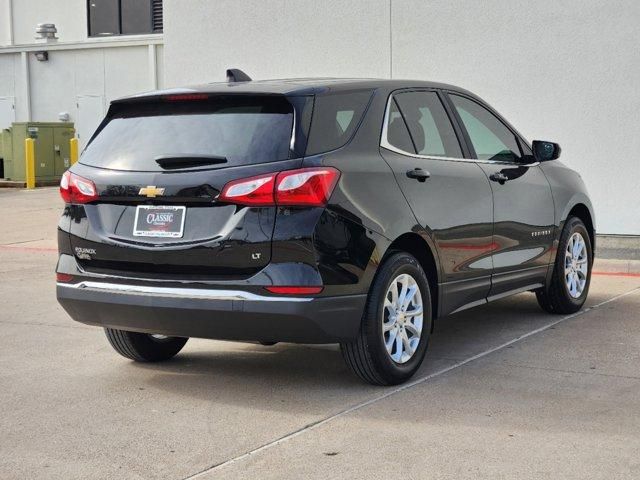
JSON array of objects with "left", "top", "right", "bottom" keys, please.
[{"left": 226, "top": 68, "right": 252, "bottom": 83}]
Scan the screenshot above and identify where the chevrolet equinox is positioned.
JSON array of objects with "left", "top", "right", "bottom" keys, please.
[{"left": 56, "top": 72, "right": 595, "bottom": 385}]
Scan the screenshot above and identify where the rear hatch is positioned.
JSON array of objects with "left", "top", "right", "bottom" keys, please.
[{"left": 68, "top": 93, "right": 312, "bottom": 280}]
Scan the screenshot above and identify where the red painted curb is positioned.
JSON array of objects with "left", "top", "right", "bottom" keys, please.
[
  {"left": 0, "top": 245, "right": 57, "bottom": 253},
  {"left": 592, "top": 271, "right": 640, "bottom": 278}
]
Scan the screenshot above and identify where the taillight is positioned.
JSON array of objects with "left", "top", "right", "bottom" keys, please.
[
  {"left": 275, "top": 168, "right": 340, "bottom": 206},
  {"left": 218, "top": 167, "right": 340, "bottom": 207},
  {"left": 218, "top": 173, "right": 276, "bottom": 206},
  {"left": 59, "top": 171, "right": 98, "bottom": 204}
]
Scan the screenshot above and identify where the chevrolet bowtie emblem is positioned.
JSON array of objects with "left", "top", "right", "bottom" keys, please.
[{"left": 139, "top": 186, "right": 165, "bottom": 198}]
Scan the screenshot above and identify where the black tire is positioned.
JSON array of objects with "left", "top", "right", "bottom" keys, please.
[
  {"left": 340, "top": 252, "right": 433, "bottom": 386},
  {"left": 536, "top": 216, "right": 592, "bottom": 314},
  {"left": 104, "top": 328, "right": 188, "bottom": 362}
]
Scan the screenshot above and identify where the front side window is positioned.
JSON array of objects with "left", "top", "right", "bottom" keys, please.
[
  {"left": 450, "top": 94, "right": 521, "bottom": 162},
  {"left": 88, "top": 0, "right": 163, "bottom": 37},
  {"left": 393, "top": 91, "right": 463, "bottom": 158}
]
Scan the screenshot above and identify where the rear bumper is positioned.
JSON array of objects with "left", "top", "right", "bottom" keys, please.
[{"left": 57, "top": 281, "right": 366, "bottom": 343}]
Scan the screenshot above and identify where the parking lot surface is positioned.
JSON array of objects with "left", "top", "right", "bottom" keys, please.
[{"left": 1, "top": 188, "right": 639, "bottom": 479}]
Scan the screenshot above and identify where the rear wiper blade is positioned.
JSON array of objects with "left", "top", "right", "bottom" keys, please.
[{"left": 155, "top": 154, "right": 228, "bottom": 170}]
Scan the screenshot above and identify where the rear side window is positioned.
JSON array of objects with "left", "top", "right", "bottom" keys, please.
[
  {"left": 394, "top": 91, "right": 463, "bottom": 158},
  {"left": 385, "top": 99, "right": 416, "bottom": 153},
  {"left": 450, "top": 94, "right": 521, "bottom": 162},
  {"left": 80, "top": 95, "right": 298, "bottom": 172},
  {"left": 305, "top": 90, "right": 373, "bottom": 155}
]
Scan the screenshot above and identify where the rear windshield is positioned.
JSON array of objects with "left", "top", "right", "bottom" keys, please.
[
  {"left": 305, "top": 89, "right": 374, "bottom": 155},
  {"left": 80, "top": 96, "right": 296, "bottom": 171}
]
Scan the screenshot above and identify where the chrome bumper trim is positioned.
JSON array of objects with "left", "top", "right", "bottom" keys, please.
[{"left": 57, "top": 281, "right": 313, "bottom": 302}]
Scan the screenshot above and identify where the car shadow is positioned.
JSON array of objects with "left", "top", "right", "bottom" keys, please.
[{"left": 123, "top": 292, "right": 575, "bottom": 413}]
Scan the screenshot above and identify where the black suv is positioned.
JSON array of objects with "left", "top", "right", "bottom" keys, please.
[{"left": 56, "top": 74, "right": 595, "bottom": 385}]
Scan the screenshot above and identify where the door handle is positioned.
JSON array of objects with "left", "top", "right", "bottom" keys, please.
[
  {"left": 406, "top": 168, "right": 430, "bottom": 182},
  {"left": 489, "top": 172, "right": 509, "bottom": 184}
]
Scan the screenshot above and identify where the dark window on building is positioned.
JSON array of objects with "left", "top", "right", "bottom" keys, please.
[
  {"left": 88, "top": 0, "right": 163, "bottom": 37},
  {"left": 394, "top": 91, "right": 463, "bottom": 158}
]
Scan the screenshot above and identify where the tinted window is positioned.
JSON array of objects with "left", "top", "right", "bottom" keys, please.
[
  {"left": 121, "top": 1, "right": 152, "bottom": 35},
  {"left": 81, "top": 96, "right": 295, "bottom": 171},
  {"left": 88, "top": 0, "right": 162, "bottom": 37},
  {"left": 450, "top": 94, "right": 521, "bottom": 162},
  {"left": 88, "top": 0, "right": 119, "bottom": 36},
  {"left": 385, "top": 98, "right": 415, "bottom": 153},
  {"left": 305, "top": 90, "right": 373, "bottom": 155},
  {"left": 394, "top": 91, "right": 462, "bottom": 158}
]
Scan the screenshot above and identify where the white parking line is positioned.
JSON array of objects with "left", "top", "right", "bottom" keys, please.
[{"left": 184, "top": 286, "right": 640, "bottom": 479}]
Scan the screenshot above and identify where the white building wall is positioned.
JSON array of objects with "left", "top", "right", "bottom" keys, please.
[
  {"left": 163, "top": 0, "right": 391, "bottom": 84},
  {"left": 163, "top": 0, "right": 640, "bottom": 235},
  {"left": 0, "top": 1, "right": 164, "bottom": 149},
  {"left": 9, "top": 0, "right": 87, "bottom": 44}
]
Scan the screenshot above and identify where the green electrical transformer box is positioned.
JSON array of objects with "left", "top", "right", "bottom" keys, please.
[{"left": 0, "top": 122, "right": 75, "bottom": 182}]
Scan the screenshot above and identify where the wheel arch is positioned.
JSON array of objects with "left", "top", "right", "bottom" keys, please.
[
  {"left": 566, "top": 203, "right": 595, "bottom": 256},
  {"left": 383, "top": 231, "right": 441, "bottom": 321}
]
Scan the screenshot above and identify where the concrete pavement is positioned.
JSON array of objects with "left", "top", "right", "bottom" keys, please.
[{"left": 0, "top": 187, "right": 638, "bottom": 479}]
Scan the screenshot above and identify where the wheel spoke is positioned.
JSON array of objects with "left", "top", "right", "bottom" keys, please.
[
  {"left": 567, "top": 236, "right": 574, "bottom": 257},
  {"left": 393, "top": 333, "right": 404, "bottom": 361},
  {"left": 401, "top": 330, "right": 414, "bottom": 357},
  {"left": 397, "top": 275, "right": 409, "bottom": 308},
  {"left": 405, "top": 321, "right": 421, "bottom": 336},
  {"left": 573, "top": 237, "right": 582, "bottom": 258},
  {"left": 390, "top": 281, "right": 399, "bottom": 306},
  {"left": 404, "top": 305, "right": 423, "bottom": 317},
  {"left": 402, "top": 285, "right": 418, "bottom": 310},
  {"left": 385, "top": 328, "right": 398, "bottom": 352}
]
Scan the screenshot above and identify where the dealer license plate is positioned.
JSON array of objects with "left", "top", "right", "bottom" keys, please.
[{"left": 133, "top": 205, "right": 186, "bottom": 238}]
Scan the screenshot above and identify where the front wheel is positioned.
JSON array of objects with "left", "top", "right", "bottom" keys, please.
[
  {"left": 536, "top": 216, "right": 592, "bottom": 314},
  {"left": 104, "top": 328, "right": 188, "bottom": 362},
  {"left": 341, "top": 252, "right": 432, "bottom": 385}
]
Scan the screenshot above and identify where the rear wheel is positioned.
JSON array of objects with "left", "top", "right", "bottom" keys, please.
[
  {"left": 341, "top": 252, "right": 432, "bottom": 385},
  {"left": 104, "top": 328, "right": 188, "bottom": 362},
  {"left": 536, "top": 216, "right": 592, "bottom": 314}
]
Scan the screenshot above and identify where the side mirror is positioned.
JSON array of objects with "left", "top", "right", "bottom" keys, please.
[{"left": 532, "top": 140, "right": 561, "bottom": 162}]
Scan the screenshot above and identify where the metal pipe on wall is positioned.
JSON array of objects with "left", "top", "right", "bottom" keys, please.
[{"left": 7, "top": 0, "right": 14, "bottom": 45}]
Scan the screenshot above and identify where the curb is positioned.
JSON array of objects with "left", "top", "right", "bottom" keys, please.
[{"left": 593, "top": 257, "right": 640, "bottom": 275}]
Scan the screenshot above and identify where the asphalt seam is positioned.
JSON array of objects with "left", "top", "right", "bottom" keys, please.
[
  {"left": 0, "top": 319, "right": 93, "bottom": 330},
  {"left": 484, "top": 362, "right": 640, "bottom": 381},
  {"left": 181, "top": 286, "right": 640, "bottom": 480}
]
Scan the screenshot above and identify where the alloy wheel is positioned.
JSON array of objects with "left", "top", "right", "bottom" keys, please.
[
  {"left": 564, "top": 232, "right": 588, "bottom": 298},
  {"left": 382, "top": 273, "right": 424, "bottom": 364}
]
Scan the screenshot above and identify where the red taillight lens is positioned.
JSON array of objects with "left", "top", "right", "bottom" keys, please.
[
  {"left": 218, "top": 173, "right": 276, "bottom": 206},
  {"left": 59, "top": 171, "right": 98, "bottom": 204},
  {"left": 56, "top": 272, "right": 74, "bottom": 283},
  {"left": 264, "top": 286, "right": 323, "bottom": 295},
  {"left": 275, "top": 167, "right": 340, "bottom": 206},
  {"left": 218, "top": 167, "right": 340, "bottom": 208}
]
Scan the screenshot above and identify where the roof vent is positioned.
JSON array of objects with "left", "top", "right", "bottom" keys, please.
[
  {"left": 226, "top": 69, "right": 252, "bottom": 83},
  {"left": 35, "top": 23, "right": 58, "bottom": 42}
]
